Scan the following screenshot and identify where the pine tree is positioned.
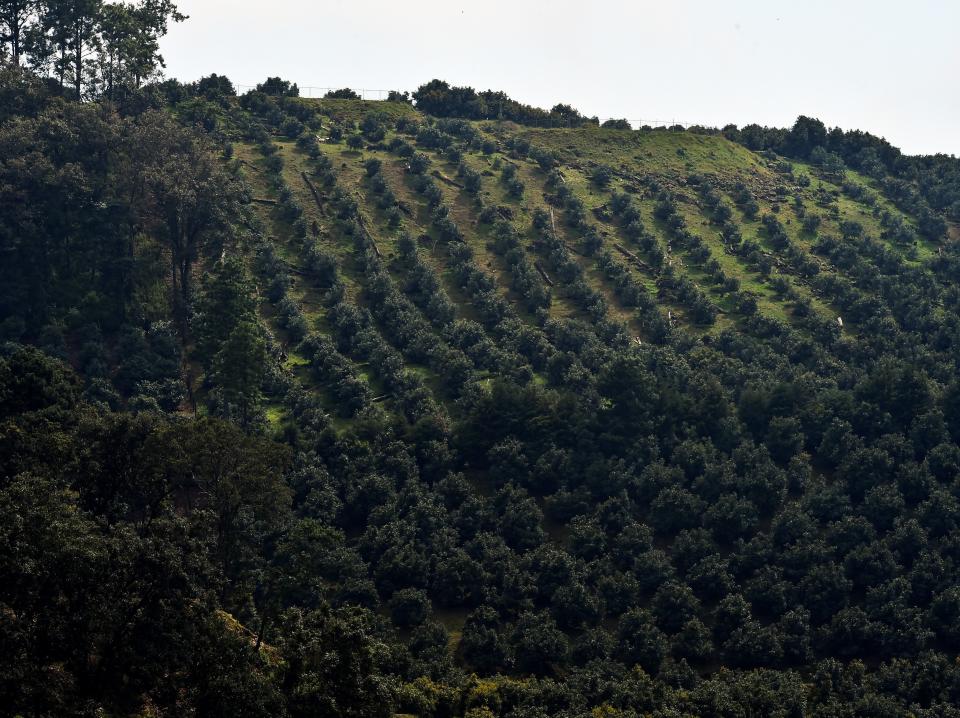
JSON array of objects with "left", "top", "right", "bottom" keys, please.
[
  {"left": 0, "top": 0, "right": 36, "bottom": 64},
  {"left": 210, "top": 320, "right": 267, "bottom": 429}
]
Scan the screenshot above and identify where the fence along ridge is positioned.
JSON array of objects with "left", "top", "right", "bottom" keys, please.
[{"left": 233, "top": 84, "right": 708, "bottom": 128}]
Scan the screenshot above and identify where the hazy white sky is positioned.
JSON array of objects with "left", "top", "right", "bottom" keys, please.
[{"left": 159, "top": 0, "right": 959, "bottom": 156}]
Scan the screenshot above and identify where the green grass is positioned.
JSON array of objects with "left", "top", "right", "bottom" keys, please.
[
  {"left": 264, "top": 403, "right": 285, "bottom": 428},
  {"left": 507, "top": 125, "right": 763, "bottom": 178},
  {"left": 301, "top": 98, "right": 420, "bottom": 126},
  {"left": 434, "top": 608, "right": 469, "bottom": 654}
]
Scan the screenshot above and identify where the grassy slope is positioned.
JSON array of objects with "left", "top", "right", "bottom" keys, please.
[
  {"left": 497, "top": 124, "right": 929, "bottom": 331},
  {"left": 239, "top": 101, "right": 938, "bottom": 430}
]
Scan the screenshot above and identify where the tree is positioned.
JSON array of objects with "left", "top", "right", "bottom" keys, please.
[
  {"left": 616, "top": 607, "right": 668, "bottom": 673},
  {"left": 601, "top": 118, "right": 631, "bottom": 130},
  {"left": 765, "top": 415, "right": 805, "bottom": 462},
  {"left": 687, "top": 554, "right": 735, "bottom": 601},
  {"left": 673, "top": 618, "right": 714, "bottom": 662},
  {"left": 389, "top": 587, "right": 431, "bottom": 628},
  {"left": 21, "top": 0, "right": 182, "bottom": 98},
  {"left": 413, "top": 79, "right": 481, "bottom": 117},
  {"left": 346, "top": 132, "right": 364, "bottom": 150},
  {"left": 135, "top": 111, "right": 241, "bottom": 331},
  {"left": 713, "top": 593, "right": 751, "bottom": 645},
  {"left": 361, "top": 112, "right": 385, "bottom": 140},
  {"left": 461, "top": 606, "right": 511, "bottom": 673},
  {"left": 512, "top": 611, "right": 568, "bottom": 675},
  {"left": 786, "top": 116, "right": 828, "bottom": 159},
  {"left": 800, "top": 562, "right": 852, "bottom": 625},
  {"left": 97, "top": 2, "right": 134, "bottom": 96},
  {"left": 257, "top": 75, "right": 298, "bottom": 96},
  {"left": 0, "top": 0, "right": 36, "bottom": 64},
  {"left": 325, "top": 87, "right": 358, "bottom": 99},
  {"left": 408, "top": 151, "right": 430, "bottom": 174},
  {"left": 494, "top": 484, "right": 544, "bottom": 551},
  {"left": 161, "top": 418, "right": 290, "bottom": 600},
  {"left": 652, "top": 580, "right": 701, "bottom": 633},
  {"left": 722, "top": 621, "right": 783, "bottom": 667},
  {"left": 591, "top": 164, "right": 614, "bottom": 187},
  {"left": 704, "top": 494, "right": 759, "bottom": 543},
  {"left": 551, "top": 581, "right": 600, "bottom": 630},
  {"left": 98, "top": 0, "right": 184, "bottom": 98},
  {"left": 811, "top": 146, "right": 846, "bottom": 180},
  {"left": 649, "top": 486, "right": 705, "bottom": 535},
  {"left": 209, "top": 320, "right": 267, "bottom": 428},
  {"left": 0, "top": 344, "right": 81, "bottom": 421},
  {"left": 0, "top": 473, "right": 176, "bottom": 712},
  {"left": 929, "top": 587, "right": 960, "bottom": 647},
  {"left": 33, "top": 0, "right": 103, "bottom": 98},
  {"left": 278, "top": 606, "right": 394, "bottom": 718},
  {"left": 195, "top": 257, "right": 259, "bottom": 361},
  {"left": 0, "top": 97, "right": 145, "bottom": 324},
  {"left": 195, "top": 72, "right": 234, "bottom": 97},
  {"left": 364, "top": 157, "right": 382, "bottom": 177}
]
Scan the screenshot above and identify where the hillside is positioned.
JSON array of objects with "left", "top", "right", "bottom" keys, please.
[
  {"left": 3, "top": 71, "right": 960, "bottom": 718},
  {"left": 234, "top": 95, "right": 951, "bottom": 431}
]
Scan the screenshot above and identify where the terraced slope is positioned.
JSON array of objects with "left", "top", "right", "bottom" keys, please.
[{"left": 230, "top": 99, "right": 943, "bottom": 438}]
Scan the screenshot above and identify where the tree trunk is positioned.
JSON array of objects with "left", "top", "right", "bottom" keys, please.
[
  {"left": 57, "top": 46, "right": 67, "bottom": 90},
  {"left": 74, "top": 42, "right": 82, "bottom": 100},
  {"left": 116, "top": 221, "right": 136, "bottom": 323},
  {"left": 107, "top": 50, "right": 114, "bottom": 100},
  {"left": 255, "top": 581, "right": 274, "bottom": 651},
  {"left": 73, "top": 16, "right": 91, "bottom": 101},
  {"left": 170, "top": 255, "right": 184, "bottom": 335},
  {"left": 10, "top": 21, "right": 20, "bottom": 65},
  {"left": 179, "top": 253, "right": 191, "bottom": 307}
]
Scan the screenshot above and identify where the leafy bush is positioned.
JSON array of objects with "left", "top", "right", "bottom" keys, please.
[
  {"left": 325, "top": 87, "right": 360, "bottom": 99},
  {"left": 256, "top": 77, "right": 299, "bottom": 97}
]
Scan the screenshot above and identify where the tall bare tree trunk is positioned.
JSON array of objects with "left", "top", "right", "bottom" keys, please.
[
  {"left": 10, "top": 22, "right": 20, "bottom": 64},
  {"left": 74, "top": 30, "right": 82, "bottom": 100}
]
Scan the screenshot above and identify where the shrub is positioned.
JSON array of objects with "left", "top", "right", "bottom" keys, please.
[
  {"left": 361, "top": 113, "right": 387, "bottom": 141},
  {"left": 325, "top": 87, "right": 360, "bottom": 99},
  {"left": 281, "top": 116, "right": 305, "bottom": 138},
  {"left": 590, "top": 164, "right": 613, "bottom": 187},
  {"left": 506, "top": 177, "right": 525, "bottom": 199},
  {"left": 409, "top": 152, "right": 431, "bottom": 174},
  {"left": 255, "top": 77, "right": 299, "bottom": 97}
]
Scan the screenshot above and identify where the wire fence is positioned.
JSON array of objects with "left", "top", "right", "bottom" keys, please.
[
  {"left": 235, "top": 85, "right": 395, "bottom": 100},
  {"left": 597, "top": 118, "right": 700, "bottom": 128},
  {"left": 234, "top": 84, "right": 707, "bottom": 129}
]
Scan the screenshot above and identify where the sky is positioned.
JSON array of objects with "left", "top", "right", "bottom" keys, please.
[{"left": 158, "top": 0, "right": 959, "bottom": 156}]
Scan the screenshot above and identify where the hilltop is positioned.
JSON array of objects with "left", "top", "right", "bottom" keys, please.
[{"left": 2, "top": 71, "right": 960, "bottom": 717}]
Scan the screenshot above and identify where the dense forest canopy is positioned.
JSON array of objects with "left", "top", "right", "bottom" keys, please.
[{"left": 3, "top": 17, "right": 960, "bottom": 716}]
